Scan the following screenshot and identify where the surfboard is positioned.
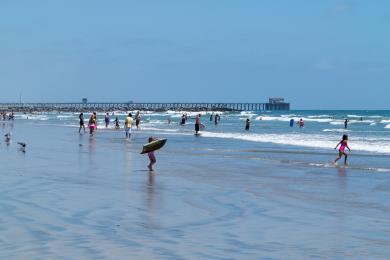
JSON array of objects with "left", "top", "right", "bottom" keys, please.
[{"left": 140, "top": 138, "right": 167, "bottom": 154}]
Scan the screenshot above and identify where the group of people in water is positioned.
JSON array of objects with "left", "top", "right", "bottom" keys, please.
[
  {"left": 78, "top": 111, "right": 142, "bottom": 136},
  {"left": 78, "top": 111, "right": 158, "bottom": 170},
  {"left": 1, "top": 111, "right": 15, "bottom": 121},
  {"left": 289, "top": 118, "right": 305, "bottom": 128},
  {"left": 76, "top": 111, "right": 352, "bottom": 166}
]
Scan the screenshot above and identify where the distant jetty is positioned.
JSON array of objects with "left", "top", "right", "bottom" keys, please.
[{"left": 0, "top": 98, "right": 290, "bottom": 112}]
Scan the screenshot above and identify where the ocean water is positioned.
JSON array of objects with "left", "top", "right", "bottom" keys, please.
[
  {"left": 1, "top": 110, "right": 390, "bottom": 259},
  {"left": 11, "top": 109, "right": 390, "bottom": 171}
]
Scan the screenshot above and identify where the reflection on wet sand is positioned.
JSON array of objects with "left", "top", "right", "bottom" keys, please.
[
  {"left": 338, "top": 166, "right": 347, "bottom": 177},
  {"left": 88, "top": 135, "right": 97, "bottom": 172},
  {"left": 142, "top": 171, "right": 163, "bottom": 230},
  {"left": 147, "top": 172, "right": 155, "bottom": 205}
]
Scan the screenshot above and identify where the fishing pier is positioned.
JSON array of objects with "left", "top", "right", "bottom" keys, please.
[{"left": 0, "top": 98, "right": 290, "bottom": 112}]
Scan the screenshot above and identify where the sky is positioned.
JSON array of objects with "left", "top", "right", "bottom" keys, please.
[{"left": 0, "top": 0, "right": 389, "bottom": 109}]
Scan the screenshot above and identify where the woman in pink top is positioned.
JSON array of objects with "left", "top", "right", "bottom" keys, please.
[{"left": 334, "top": 134, "right": 351, "bottom": 165}]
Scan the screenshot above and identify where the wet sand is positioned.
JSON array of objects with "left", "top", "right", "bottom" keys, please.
[{"left": 1, "top": 122, "right": 390, "bottom": 259}]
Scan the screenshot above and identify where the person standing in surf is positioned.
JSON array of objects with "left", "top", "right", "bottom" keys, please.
[
  {"left": 245, "top": 118, "right": 250, "bottom": 131},
  {"left": 9, "top": 111, "right": 14, "bottom": 120},
  {"left": 124, "top": 113, "right": 133, "bottom": 140},
  {"left": 104, "top": 113, "right": 110, "bottom": 128},
  {"left": 289, "top": 118, "right": 294, "bottom": 127},
  {"left": 88, "top": 113, "right": 96, "bottom": 136},
  {"left": 334, "top": 134, "right": 351, "bottom": 165},
  {"left": 135, "top": 111, "right": 141, "bottom": 130},
  {"left": 344, "top": 119, "right": 349, "bottom": 129},
  {"left": 180, "top": 114, "right": 186, "bottom": 125},
  {"left": 298, "top": 118, "right": 304, "bottom": 128},
  {"left": 93, "top": 112, "right": 98, "bottom": 131},
  {"left": 114, "top": 117, "right": 120, "bottom": 129},
  {"left": 79, "top": 112, "right": 86, "bottom": 133},
  {"left": 195, "top": 114, "right": 201, "bottom": 134},
  {"left": 214, "top": 114, "right": 219, "bottom": 125}
]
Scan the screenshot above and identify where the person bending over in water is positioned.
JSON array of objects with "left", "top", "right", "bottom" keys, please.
[
  {"left": 334, "top": 134, "right": 351, "bottom": 165},
  {"left": 147, "top": 137, "right": 157, "bottom": 171}
]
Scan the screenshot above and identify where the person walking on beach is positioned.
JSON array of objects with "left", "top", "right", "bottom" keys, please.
[
  {"left": 124, "top": 113, "right": 133, "bottom": 140},
  {"left": 344, "top": 119, "right": 349, "bottom": 129},
  {"left": 195, "top": 114, "right": 202, "bottom": 134},
  {"left": 79, "top": 113, "right": 86, "bottom": 133},
  {"left": 245, "top": 118, "right": 250, "bottom": 131},
  {"left": 146, "top": 136, "right": 157, "bottom": 171},
  {"left": 135, "top": 111, "right": 141, "bottom": 130},
  {"left": 334, "top": 134, "right": 351, "bottom": 165},
  {"left": 105, "top": 113, "right": 110, "bottom": 128}
]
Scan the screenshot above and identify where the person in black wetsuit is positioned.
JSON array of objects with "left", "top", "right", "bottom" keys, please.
[
  {"left": 245, "top": 119, "right": 250, "bottom": 131},
  {"left": 195, "top": 114, "right": 202, "bottom": 134},
  {"left": 79, "top": 113, "right": 85, "bottom": 133},
  {"left": 180, "top": 114, "right": 186, "bottom": 125},
  {"left": 344, "top": 119, "right": 349, "bottom": 129}
]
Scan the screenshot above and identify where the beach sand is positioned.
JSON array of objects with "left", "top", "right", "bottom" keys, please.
[{"left": 1, "top": 122, "right": 390, "bottom": 259}]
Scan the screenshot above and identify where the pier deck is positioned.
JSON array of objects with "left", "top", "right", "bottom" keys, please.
[{"left": 0, "top": 102, "right": 290, "bottom": 111}]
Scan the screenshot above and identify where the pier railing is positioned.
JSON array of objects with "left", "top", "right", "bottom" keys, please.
[{"left": 0, "top": 102, "right": 290, "bottom": 111}]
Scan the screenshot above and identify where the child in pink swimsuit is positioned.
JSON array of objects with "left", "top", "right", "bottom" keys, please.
[
  {"left": 334, "top": 134, "right": 351, "bottom": 165},
  {"left": 147, "top": 137, "right": 157, "bottom": 171}
]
